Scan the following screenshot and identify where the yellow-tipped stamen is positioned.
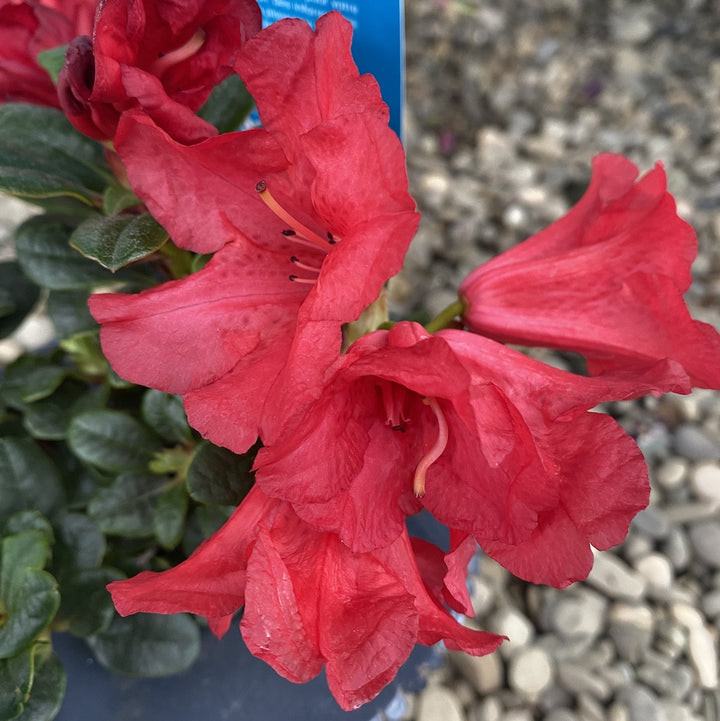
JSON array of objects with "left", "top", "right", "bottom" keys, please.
[
  {"left": 413, "top": 397, "right": 449, "bottom": 498},
  {"left": 256, "top": 181, "right": 333, "bottom": 251}
]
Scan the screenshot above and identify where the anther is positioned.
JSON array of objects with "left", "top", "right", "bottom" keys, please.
[
  {"left": 413, "top": 397, "right": 449, "bottom": 498},
  {"left": 256, "top": 180, "right": 334, "bottom": 252},
  {"left": 281, "top": 229, "right": 296, "bottom": 236},
  {"left": 288, "top": 275, "right": 317, "bottom": 285}
]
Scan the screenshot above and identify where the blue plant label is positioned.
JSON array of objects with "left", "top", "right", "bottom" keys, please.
[{"left": 256, "top": 0, "right": 406, "bottom": 141}]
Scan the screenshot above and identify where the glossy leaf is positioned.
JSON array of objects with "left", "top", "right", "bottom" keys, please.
[
  {"left": 87, "top": 472, "right": 168, "bottom": 537},
  {"left": 36, "top": 45, "right": 69, "bottom": 84},
  {"left": 0, "top": 438, "right": 64, "bottom": 528},
  {"left": 0, "top": 104, "right": 108, "bottom": 204},
  {"left": 15, "top": 215, "right": 111, "bottom": 290},
  {"left": 102, "top": 185, "right": 142, "bottom": 215},
  {"left": 13, "top": 648, "right": 65, "bottom": 721},
  {"left": 52, "top": 513, "right": 106, "bottom": 573},
  {"left": 0, "top": 648, "right": 33, "bottom": 720},
  {"left": 141, "top": 390, "right": 191, "bottom": 444},
  {"left": 153, "top": 484, "right": 188, "bottom": 550},
  {"left": 57, "top": 568, "right": 124, "bottom": 638},
  {"left": 67, "top": 410, "right": 162, "bottom": 472},
  {"left": 197, "top": 74, "right": 255, "bottom": 134},
  {"left": 187, "top": 441, "right": 255, "bottom": 506},
  {"left": 0, "top": 262, "right": 40, "bottom": 340},
  {"left": 45, "top": 290, "right": 97, "bottom": 337},
  {"left": 70, "top": 213, "right": 168, "bottom": 271},
  {"left": 0, "top": 355, "right": 67, "bottom": 408},
  {"left": 87, "top": 613, "right": 200, "bottom": 677}
]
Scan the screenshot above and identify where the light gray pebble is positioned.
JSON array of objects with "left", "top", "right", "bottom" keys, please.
[
  {"left": 543, "top": 710, "right": 578, "bottom": 721},
  {"left": 616, "top": 684, "right": 668, "bottom": 721},
  {"left": 547, "top": 588, "right": 607, "bottom": 641},
  {"left": 499, "top": 710, "right": 533, "bottom": 721},
  {"left": 416, "top": 685, "right": 465, "bottom": 721},
  {"left": 655, "top": 457, "right": 689, "bottom": 490},
  {"left": 507, "top": 646, "right": 554, "bottom": 699},
  {"left": 654, "top": 621, "right": 688, "bottom": 661},
  {"left": 557, "top": 662, "right": 612, "bottom": 701},
  {"left": 702, "top": 588, "right": 720, "bottom": 619},
  {"left": 449, "top": 650, "right": 504, "bottom": 695},
  {"left": 690, "top": 461, "right": 720, "bottom": 502},
  {"left": 664, "top": 501, "right": 720, "bottom": 525},
  {"left": 673, "top": 424, "right": 720, "bottom": 462},
  {"left": 488, "top": 606, "right": 535, "bottom": 657},
  {"left": 468, "top": 696, "right": 502, "bottom": 721},
  {"left": 631, "top": 507, "right": 671, "bottom": 539},
  {"left": 586, "top": 551, "right": 647, "bottom": 600},
  {"left": 607, "top": 603, "right": 654, "bottom": 663},
  {"left": 688, "top": 520, "right": 720, "bottom": 568},
  {"left": 577, "top": 692, "right": 605, "bottom": 721},
  {"left": 634, "top": 553, "right": 674, "bottom": 589},
  {"left": 662, "top": 527, "right": 693, "bottom": 572}
]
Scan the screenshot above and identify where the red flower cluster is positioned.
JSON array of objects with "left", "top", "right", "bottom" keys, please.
[{"left": 11, "top": 1, "right": 720, "bottom": 710}]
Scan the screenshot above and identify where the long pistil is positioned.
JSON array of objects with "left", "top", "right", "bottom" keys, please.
[
  {"left": 151, "top": 30, "right": 206, "bottom": 76},
  {"left": 413, "top": 397, "right": 449, "bottom": 498}
]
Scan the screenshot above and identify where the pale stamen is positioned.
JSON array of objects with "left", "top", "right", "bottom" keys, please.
[
  {"left": 290, "top": 256, "right": 322, "bottom": 274},
  {"left": 256, "top": 181, "right": 333, "bottom": 252},
  {"left": 413, "top": 397, "right": 449, "bottom": 498},
  {"left": 288, "top": 275, "right": 317, "bottom": 285},
  {"left": 151, "top": 30, "right": 206, "bottom": 76}
]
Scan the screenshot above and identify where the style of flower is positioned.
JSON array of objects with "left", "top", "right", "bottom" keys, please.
[
  {"left": 0, "top": 0, "right": 96, "bottom": 107},
  {"left": 57, "top": 0, "right": 262, "bottom": 143},
  {"left": 459, "top": 153, "right": 720, "bottom": 392},
  {"left": 254, "top": 321, "right": 651, "bottom": 588},
  {"left": 107, "top": 486, "right": 504, "bottom": 711},
  {"left": 89, "top": 12, "right": 420, "bottom": 454}
]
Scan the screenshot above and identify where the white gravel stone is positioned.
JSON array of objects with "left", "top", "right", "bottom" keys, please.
[
  {"left": 449, "top": 650, "right": 504, "bottom": 695},
  {"left": 673, "top": 425, "right": 720, "bottom": 462},
  {"left": 417, "top": 685, "right": 466, "bottom": 721},
  {"left": 548, "top": 588, "right": 607, "bottom": 640},
  {"left": 488, "top": 606, "right": 535, "bottom": 657},
  {"left": 690, "top": 461, "right": 720, "bottom": 501},
  {"left": 586, "top": 551, "right": 647, "bottom": 600},
  {"left": 655, "top": 457, "right": 689, "bottom": 490},
  {"left": 607, "top": 603, "right": 654, "bottom": 663},
  {"left": 508, "top": 646, "right": 554, "bottom": 699},
  {"left": 634, "top": 553, "right": 674, "bottom": 589},
  {"left": 688, "top": 520, "right": 720, "bottom": 568}
]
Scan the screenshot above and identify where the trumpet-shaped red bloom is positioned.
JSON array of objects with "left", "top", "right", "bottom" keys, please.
[
  {"left": 89, "top": 13, "right": 419, "bottom": 453},
  {"left": 0, "top": 0, "right": 96, "bottom": 107},
  {"left": 107, "top": 486, "right": 503, "bottom": 711},
  {"left": 459, "top": 154, "right": 720, "bottom": 392},
  {"left": 254, "top": 322, "right": 651, "bottom": 586},
  {"left": 57, "top": 0, "right": 261, "bottom": 142}
]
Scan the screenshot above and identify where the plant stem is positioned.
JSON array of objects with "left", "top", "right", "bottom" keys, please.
[{"left": 425, "top": 298, "right": 466, "bottom": 333}]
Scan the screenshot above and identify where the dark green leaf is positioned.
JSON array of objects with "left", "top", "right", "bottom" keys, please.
[
  {"left": 87, "top": 612, "right": 200, "bottom": 677},
  {"left": 102, "top": 185, "right": 141, "bottom": 215},
  {"left": 197, "top": 74, "right": 255, "bottom": 134},
  {"left": 67, "top": 410, "right": 162, "bottom": 472},
  {"left": 0, "top": 355, "right": 67, "bottom": 407},
  {"left": 23, "top": 381, "right": 108, "bottom": 441},
  {"left": 87, "top": 472, "right": 168, "bottom": 537},
  {"left": 1, "top": 531, "right": 51, "bottom": 596},
  {"left": 0, "top": 104, "right": 108, "bottom": 204},
  {"left": 187, "top": 441, "right": 255, "bottom": 506},
  {"left": 181, "top": 504, "right": 232, "bottom": 557},
  {"left": 52, "top": 514, "right": 105, "bottom": 573},
  {"left": 36, "top": 45, "right": 68, "bottom": 84},
  {"left": 57, "top": 568, "right": 123, "bottom": 638},
  {"left": 0, "top": 438, "right": 64, "bottom": 528},
  {"left": 15, "top": 214, "right": 111, "bottom": 290},
  {"left": 70, "top": 213, "right": 168, "bottom": 271},
  {"left": 0, "top": 262, "right": 40, "bottom": 340},
  {"left": 153, "top": 484, "right": 188, "bottom": 550},
  {"left": 3, "top": 513, "right": 52, "bottom": 543},
  {"left": 141, "top": 390, "right": 191, "bottom": 444},
  {"left": 45, "top": 290, "right": 96, "bottom": 337},
  {"left": 0, "top": 648, "right": 33, "bottom": 720},
  {"left": 14, "top": 648, "right": 65, "bottom": 721}
]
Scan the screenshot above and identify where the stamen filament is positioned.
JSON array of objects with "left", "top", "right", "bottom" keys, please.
[
  {"left": 256, "top": 181, "right": 332, "bottom": 252},
  {"left": 288, "top": 275, "right": 317, "bottom": 285},
  {"left": 151, "top": 30, "right": 206, "bottom": 76},
  {"left": 290, "top": 256, "right": 322, "bottom": 273},
  {"left": 413, "top": 397, "right": 448, "bottom": 498}
]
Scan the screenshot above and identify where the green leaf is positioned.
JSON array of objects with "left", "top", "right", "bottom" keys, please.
[
  {"left": 102, "top": 185, "right": 141, "bottom": 215},
  {"left": 45, "top": 290, "right": 96, "bottom": 337},
  {"left": 57, "top": 568, "right": 123, "bottom": 638},
  {"left": 36, "top": 45, "right": 68, "bottom": 84},
  {"left": 52, "top": 514, "right": 105, "bottom": 573},
  {"left": 0, "top": 356, "right": 67, "bottom": 408},
  {"left": 87, "top": 612, "right": 200, "bottom": 677},
  {"left": 197, "top": 74, "right": 255, "bottom": 134},
  {"left": 0, "top": 648, "right": 33, "bottom": 720},
  {"left": 187, "top": 441, "right": 255, "bottom": 506},
  {"left": 153, "top": 484, "right": 188, "bottom": 550},
  {"left": 70, "top": 213, "right": 169, "bottom": 271},
  {"left": 141, "top": 390, "right": 191, "bottom": 444},
  {"left": 14, "top": 648, "right": 65, "bottom": 721},
  {"left": 0, "top": 262, "right": 40, "bottom": 340},
  {"left": 87, "top": 472, "right": 168, "bottom": 537},
  {"left": 15, "top": 214, "right": 111, "bottom": 290},
  {"left": 67, "top": 410, "right": 162, "bottom": 472},
  {"left": 0, "top": 104, "right": 108, "bottom": 204},
  {"left": 0, "top": 532, "right": 59, "bottom": 659},
  {"left": 181, "top": 504, "right": 232, "bottom": 557},
  {"left": 0, "top": 438, "right": 64, "bottom": 528},
  {"left": 23, "top": 382, "right": 110, "bottom": 441},
  {"left": 3, "top": 513, "right": 53, "bottom": 543}
]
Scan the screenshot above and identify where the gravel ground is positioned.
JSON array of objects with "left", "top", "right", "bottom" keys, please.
[{"left": 1, "top": 2, "right": 719, "bottom": 720}]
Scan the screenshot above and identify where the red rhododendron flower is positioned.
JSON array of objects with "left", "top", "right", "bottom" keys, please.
[
  {"left": 459, "top": 153, "right": 720, "bottom": 392},
  {"left": 57, "top": 0, "right": 261, "bottom": 142},
  {"left": 254, "top": 322, "right": 651, "bottom": 586},
  {"left": 107, "top": 486, "right": 503, "bottom": 711},
  {"left": 89, "top": 13, "right": 419, "bottom": 453},
  {"left": 0, "top": 0, "right": 96, "bottom": 106}
]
